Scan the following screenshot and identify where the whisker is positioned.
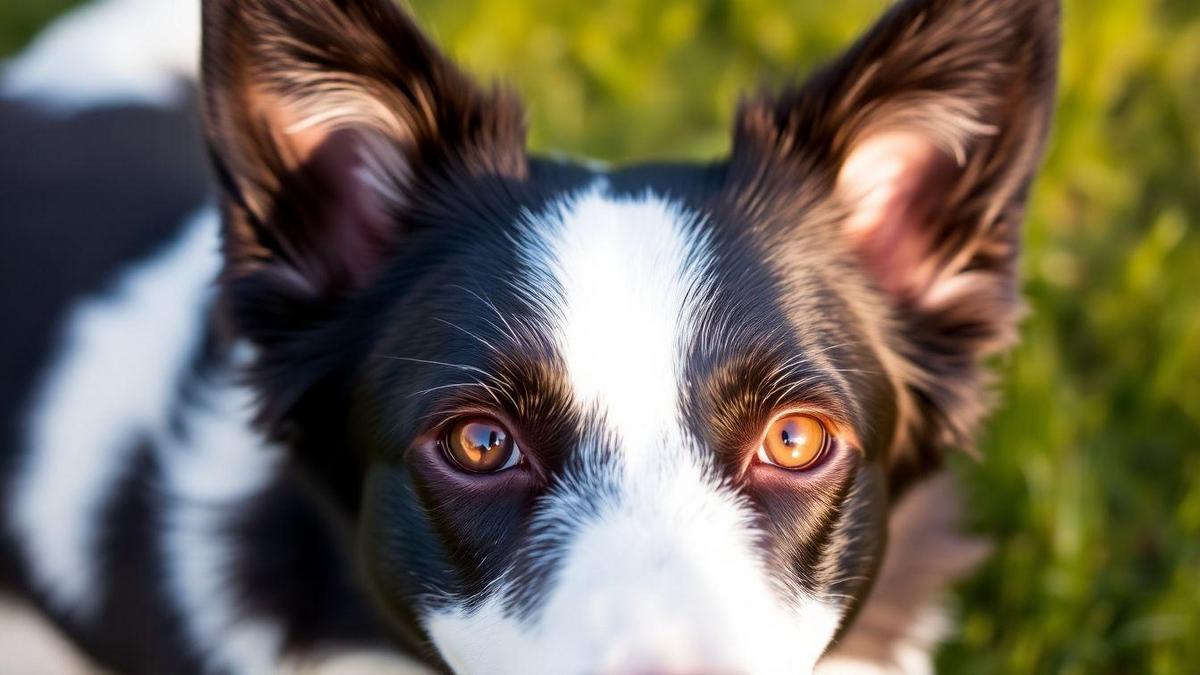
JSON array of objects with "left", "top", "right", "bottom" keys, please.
[
  {"left": 448, "top": 283, "right": 522, "bottom": 344},
  {"left": 823, "top": 367, "right": 884, "bottom": 376},
  {"left": 433, "top": 317, "right": 502, "bottom": 355},
  {"left": 406, "top": 381, "right": 501, "bottom": 401},
  {"left": 373, "top": 355, "right": 489, "bottom": 375},
  {"left": 767, "top": 373, "right": 828, "bottom": 400}
]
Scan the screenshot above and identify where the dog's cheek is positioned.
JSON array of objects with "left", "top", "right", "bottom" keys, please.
[
  {"left": 359, "top": 463, "right": 455, "bottom": 637},
  {"left": 755, "top": 455, "right": 888, "bottom": 625},
  {"left": 821, "top": 460, "right": 889, "bottom": 642},
  {"left": 359, "top": 456, "right": 535, "bottom": 614}
]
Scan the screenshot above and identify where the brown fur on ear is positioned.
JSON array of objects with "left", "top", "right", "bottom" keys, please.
[
  {"left": 732, "top": 0, "right": 1059, "bottom": 490},
  {"left": 202, "top": 0, "right": 526, "bottom": 308}
]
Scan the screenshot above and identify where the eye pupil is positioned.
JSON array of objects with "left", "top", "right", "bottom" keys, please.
[
  {"left": 445, "top": 418, "right": 519, "bottom": 473},
  {"left": 761, "top": 414, "right": 828, "bottom": 471}
]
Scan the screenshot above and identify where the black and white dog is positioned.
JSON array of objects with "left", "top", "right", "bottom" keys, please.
[{"left": 0, "top": 0, "right": 1058, "bottom": 672}]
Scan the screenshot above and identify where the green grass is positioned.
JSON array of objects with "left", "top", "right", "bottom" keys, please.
[
  {"left": 4, "top": 1, "right": 1198, "bottom": 672},
  {"left": 0, "top": 0, "right": 78, "bottom": 56}
]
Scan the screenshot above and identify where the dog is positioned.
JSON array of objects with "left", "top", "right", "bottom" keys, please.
[{"left": 0, "top": 0, "right": 1058, "bottom": 672}]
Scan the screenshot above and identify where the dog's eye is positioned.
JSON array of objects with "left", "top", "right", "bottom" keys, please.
[
  {"left": 757, "top": 414, "right": 829, "bottom": 470},
  {"left": 442, "top": 417, "right": 522, "bottom": 473}
]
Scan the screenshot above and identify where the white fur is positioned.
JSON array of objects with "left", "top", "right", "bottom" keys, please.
[
  {"left": 158, "top": 369, "right": 288, "bottom": 674},
  {"left": 428, "top": 187, "right": 846, "bottom": 673},
  {"left": 1, "top": 0, "right": 200, "bottom": 111},
  {"left": 532, "top": 186, "right": 710, "bottom": 471},
  {"left": 9, "top": 209, "right": 221, "bottom": 615}
]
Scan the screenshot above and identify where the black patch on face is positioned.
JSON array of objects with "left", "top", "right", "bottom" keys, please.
[
  {"left": 352, "top": 180, "right": 612, "bottom": 616},
  {"left": 337, "top": 159, "right": 597, "bottom": 618},
  {"left": 219, "top": 149, "right": 597, "bottom": 506}
]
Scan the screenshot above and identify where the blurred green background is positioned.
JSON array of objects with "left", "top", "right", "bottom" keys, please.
[{"left": 3, "top": 0, "right": 1198, "bottom": 672}]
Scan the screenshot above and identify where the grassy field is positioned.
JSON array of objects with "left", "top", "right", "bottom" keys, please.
[{"left": 3, "top": 0, "right": 1198, "bottom": 672}]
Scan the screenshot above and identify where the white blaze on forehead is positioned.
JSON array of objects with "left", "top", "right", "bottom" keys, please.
[{"left": 523, "top": 185, "right": 711, "bottom": 469}]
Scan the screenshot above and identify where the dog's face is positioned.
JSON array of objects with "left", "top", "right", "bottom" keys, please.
[{"left": 201, "top": 0, "right": 1057, "bottom": 672}]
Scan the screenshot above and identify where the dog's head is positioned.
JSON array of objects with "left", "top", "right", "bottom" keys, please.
[{"left": 200, "top": 0, "right": 1056, "bottom": 671}]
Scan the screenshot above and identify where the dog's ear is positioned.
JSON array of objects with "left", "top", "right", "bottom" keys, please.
[
  {"left": 733, "top": 0, "right": 1058, "bottom": 487},
  {"left": 201, "top": 0, "right": 526, "bottom": 337}
]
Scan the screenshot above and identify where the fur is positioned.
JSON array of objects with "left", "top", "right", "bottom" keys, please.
[{"left": 0, "top": 0, "right": 1058, "bottom": 673}]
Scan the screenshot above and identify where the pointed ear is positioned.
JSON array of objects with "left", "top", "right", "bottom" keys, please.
[
  {"left": 733, "top": 0, "right": 1058, "bottom": 479},
  {"left": 201, "top": 0, "right": 525, "bottom": 333}
]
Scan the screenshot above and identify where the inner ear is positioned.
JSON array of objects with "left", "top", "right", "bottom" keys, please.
[
  {"left": 838, "top": 130, "right": 966, "bottom": 301},
  {"left": 243, "top": 106, "right": 404, "bottom": 296},
  {"left": 287, "top": 128, "right": 400, "bottom": 292}
]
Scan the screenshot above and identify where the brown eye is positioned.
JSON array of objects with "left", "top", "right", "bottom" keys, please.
[
  {"left": 757, "top": 414, "right": 830, "bottom": 470},
  {"left": 443, "top": 417, "right": 521, "bottom": 473}
]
